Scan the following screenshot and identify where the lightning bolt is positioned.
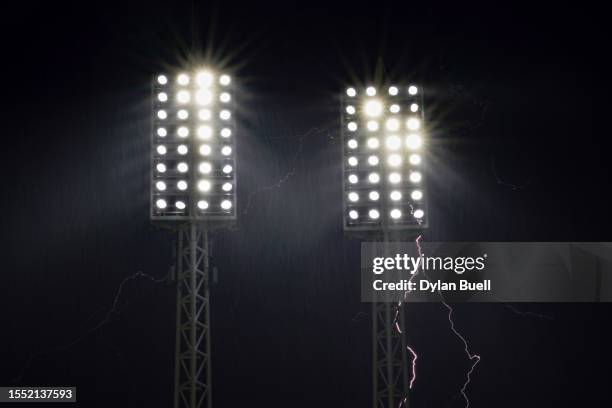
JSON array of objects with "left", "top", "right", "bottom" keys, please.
[
  {"left": 406, "top": 345, "right": 418, "bottom": 389},
  {"left": 393, "top": 234, "right": 423, "bottom": 408},
  {"left": 393, "top": 234, "right": 481, "bottom": 408},
  {"left": 416, "top": 235, "right": 481, "bottom": 408},
  {"left": 241, "top": 127, "right": 331, "bottom": 216},
  {"left": 8, "top": 271, "right": 167, "bottom": 385},
  {"left": 496, "top": 298, "right": 554, "bottom": 321},
  {"left": 394, "top": 75, "right": 494, "bottom": 407},
  {"left": 440, "top": 303, "right": 481, "bottom": 408}
]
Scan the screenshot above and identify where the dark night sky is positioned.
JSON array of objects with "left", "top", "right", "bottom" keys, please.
[{"left": 0, "top": 1, "right": 609, "bottom": 407}]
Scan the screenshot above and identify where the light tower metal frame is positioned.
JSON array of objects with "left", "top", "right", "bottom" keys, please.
[
  {"left": 372, "top": 300, "right": 410, "bottom": 408},
  {"left": 173, "top": 224, "right": 213, "bottom": 408},
  {"left": 372, "top": 232, "right": 413, "bottom": 408},
  {"left": 340, "top": 84, "right": 427, "bottom": 408},
  {"left": 150, "top": 69, "right": 237, "bottom": 408}
]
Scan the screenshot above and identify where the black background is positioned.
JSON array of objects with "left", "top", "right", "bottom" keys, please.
[{"left": 0, "top": 1, "right": 609, "bottom": 407}]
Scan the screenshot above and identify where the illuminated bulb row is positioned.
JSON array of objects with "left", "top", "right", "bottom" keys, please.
[
  {"left": 346, "top": 117, "right": 420, "bottom": 132},
  {"left": 156, "top": 126, "right": 232, "bottom": 138},
  {"left": 155, "top": 179, "right": 235, "bottom": 195},
  {"left": 346, "top": 134, "right": 422, "bottom": 150},
  {"left": 157, "top": 109, "right": 232, "bottom": 121},
  {"left": 156, "top": 179, "right": 234, "bottom": 194},
  {"left": 156, "top": 144, "right": 232, "bottom": 156},
  {"left": 155, "top": 198, "right": 233, "bottom": 211},
  {"left": 157, "top": 108, "right": 232, "bottom": 122},
  {"left": 347, "top": 208, "right": 424, "bottom": 220},
  {"left": 157, "top": 73, "right": 231, "bottom": 87},
  {"left": 347, "top": 171, "right": 422, "bottom": 184},
  {"left": 155, "top": 161, "right": 233, "bottom": 176},
  {"left": 347, "top": 153, "right": 421, "bottom": 167},
  {"left": 161, "top": 89, "right": 230, "bottom": 107},
  {"left": 347, "top": 189, "right": 423, "bottom": 202},
  {"left": 345, "top": 85, "right": 418, "bottom": 97}
]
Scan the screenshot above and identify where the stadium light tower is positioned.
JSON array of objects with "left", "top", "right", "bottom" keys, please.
[
  {"left": 151, "top": 68, "right": 236, "bottom": 408},
  {"left": 341, "top": 83, "right": 426, "bottom": 408}
]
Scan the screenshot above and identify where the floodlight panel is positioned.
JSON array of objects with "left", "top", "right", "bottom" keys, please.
[
  {"left": 151, "top": 69, "right": 237, "bottom": 223},
  {"left": 341, "top": 84, "right": 427, "bottom": 232}
]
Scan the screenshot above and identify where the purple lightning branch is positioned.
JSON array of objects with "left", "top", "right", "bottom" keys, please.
[
  {"left": 391, "top": 235, "right": 423, "bottom": 394},
  {"left": 407, "top": 345, "right": 418, "bottom": 389},
  {"left": 415, "top": 235, "right": 481, "bottom": 408},
  {"left": 441, "top": 302, "right": 481, "bottom": 407},
  {"left": 8, "top": 271, "right": 167, "bottom": 385},
  {"left": 394, "top": 234, "right": 481, "bottom": 408}
]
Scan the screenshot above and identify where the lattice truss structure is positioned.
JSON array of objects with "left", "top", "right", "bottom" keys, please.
[
  {"left": 174, "top": 225, "right": 212, "bottom": 408},
  {"left": 373, "top": 302, "right": 410, "bottom": 408}
]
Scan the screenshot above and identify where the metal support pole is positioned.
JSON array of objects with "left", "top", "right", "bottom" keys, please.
[
  {"left": 372, "top": 300, "right": 378, "bottom": 408},
  {"left": 189, "top": 224, "right": 197, "bottom": 408},
  {"left": 399, "top": 305, "right": 410, "bottom": 395},
  {"left": 373, "top": 235, "right": 410, "bottom": 408},
  {"left": 173, "top": 223, "right": 212, "bottom": 408},
  {"left": 204, "top": 229, "right": 212, "bottom": 408},
  {"left": 385, "top": 302, "right": 394, "bottom": 408},
  {"left": 174, "top": 231, "right": 184, "bottom": 408}
]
